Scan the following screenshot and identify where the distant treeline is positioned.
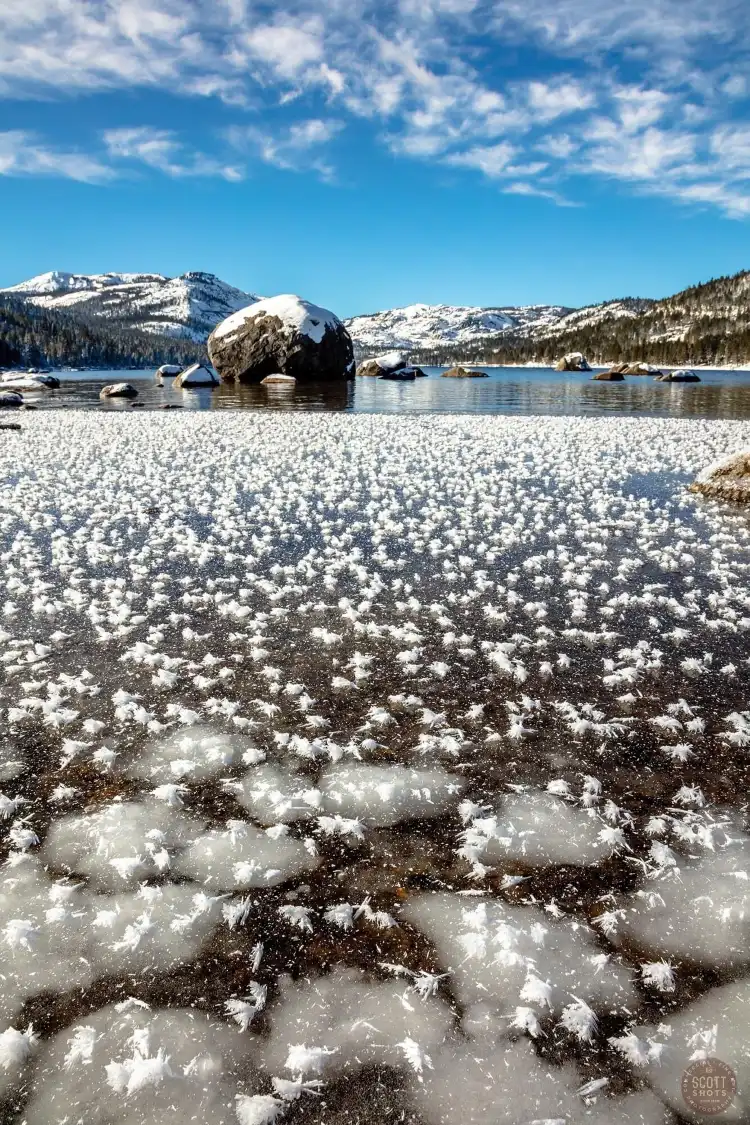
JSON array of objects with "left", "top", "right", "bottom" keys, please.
[
  {"left": 412, "top": 270, "right": 750, "bottom": 367},
  {"left": 411, "top": 323, "right": 750, "bottom": 368},
  {"left": 0, "top": 297, "right": 204, "bottom": 369}
]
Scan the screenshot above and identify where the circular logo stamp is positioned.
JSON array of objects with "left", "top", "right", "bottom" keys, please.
[{"left": 682, "top": 1058, "right": 737, "bottom": 1116}]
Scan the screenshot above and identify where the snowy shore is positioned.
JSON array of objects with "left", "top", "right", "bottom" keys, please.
[{"left": 1, "top": 411, "right": 749, "bottom": 1124}]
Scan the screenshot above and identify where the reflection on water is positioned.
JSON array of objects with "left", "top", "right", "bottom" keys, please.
[{"left": 15, "top": 366, "right": 750, "bottom": 418}]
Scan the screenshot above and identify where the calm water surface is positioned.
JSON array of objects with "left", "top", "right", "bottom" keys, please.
[{"left": 11, "top": 365, "right": 750, "bottom": 418}]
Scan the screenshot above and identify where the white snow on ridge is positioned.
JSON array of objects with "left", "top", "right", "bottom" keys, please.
[
  {"left": 344, "top": 302, "right": 572, "bottom": 352},
  {"left": 2, "top": 271, "right": 167, "bottom": 295},
  {"left": 0, "top": 271, "right": 259, "bottom": 343}
]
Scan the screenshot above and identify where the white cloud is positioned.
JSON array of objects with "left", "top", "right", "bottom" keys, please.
[
  {"left": 0, "top": 130, "right": 114, "bottom": 182},
  {"left": 0, "top": 0, "right": 748, "bottom": 216},
  {"left": 526, "top": 79, "right": 595, "bottom": 121},
  {"left": 226, "top": 117, "right": 343, "bottom": 179},
  {"left": 710, "top": 125, "right": 750, "bottom": 173},
  {"left": 103, "top": 127, "right": 244, "bottom": 179}
]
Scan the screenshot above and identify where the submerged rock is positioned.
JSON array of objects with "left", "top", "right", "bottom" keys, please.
[
  {"left": 555, "top": 351, "right": 591, "bottom": 371},
  {"left": 260, "top": 373, "right": 296, "bottom": 385},
  {"left": 690, "top": 449, "right": 750, "bottom": 503},
  {"left": 442, "top": 366, "right": 489, "bottom": 378},
  {"left": 99, "top": 382, "right": 138, "bottom": 399},
  {"left": 592, "top": 370, "right": 625, "bottom": 381},
  {"left": 208, "top": 294, "right": 355, "bottom": 383},
  {"left": 656, "top": 369, "right": 701, "bottom": 382}
]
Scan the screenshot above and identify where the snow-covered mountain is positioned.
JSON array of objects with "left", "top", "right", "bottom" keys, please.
[
  {"left": 0, "top": 271, "right": 258, "bottom": 343},
  {"left": 344, "top": 302, "right": 573, "bottom": 352}
]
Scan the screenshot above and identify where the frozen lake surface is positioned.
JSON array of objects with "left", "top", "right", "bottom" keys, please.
[
  {"left": 12, "top": 366, "right": 750, "bottom": 418},
  {"left": 0, "top": 411, "right": 749, "bottom": 1124}
]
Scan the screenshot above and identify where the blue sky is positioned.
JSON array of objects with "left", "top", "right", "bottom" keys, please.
[{"left": 2, "top": 0, "right": 750, "bottom": 317}]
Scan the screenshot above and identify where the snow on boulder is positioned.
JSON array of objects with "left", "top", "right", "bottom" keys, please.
[
  {"left": 99, "top": 382, "right": 138, "bottom": 399},
  {"left": 174, "top": 363, "right": 219, "bottom": 388},
  {"left": 208, "top": 295, "right": 355, "bottom": 383},
  {"left": 0, "top": 392, "right": 24, "bottom": 408},
  {"left": 554, "top": 352, "right": 591, "bottom": 371},
  {"left": 357, "top": 352, "right": 408, "bottom": 376},
  {"left": 690, "top": 449, "right": 750, "bottom": 503},
  {"left": 156, "top": 364, "right": 183, "bottom": 377}
]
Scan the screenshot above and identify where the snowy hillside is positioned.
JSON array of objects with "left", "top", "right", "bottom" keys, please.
[
  {"left": 344, "top": 302, "right": 572, "bottom": 353},
  {"left": 0, "top": 271, "right": 258, "bottom": 343}
]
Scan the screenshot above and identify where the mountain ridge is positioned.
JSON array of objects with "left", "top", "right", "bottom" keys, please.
[
  {"left": 0, "top": 271, "right": 258, "bottom": 344},
  {"left": 3, "top": 268, "right": 750, "bottom": 368}
]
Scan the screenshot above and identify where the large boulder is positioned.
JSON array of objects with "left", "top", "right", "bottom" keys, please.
[
  {"left": 174, "top": 363, "right": 219, "bottom": 388},
  {"left": 554, "top": 352, "right": 591, "bottom": 372},
  {"left": 99, "top": 383, "right": 138, "bottom": 399},
  {"left": 156, "top": 364, "right": 183, "bottom": 378},
  {"left": 690, "top": 451, "right": 750, "bottom": 503},
  {"left": 441, "top": 366, "right": 488, "bottom": 378},
  {"left": 208, "top": 295, "right": 354, "bottom": 383}
]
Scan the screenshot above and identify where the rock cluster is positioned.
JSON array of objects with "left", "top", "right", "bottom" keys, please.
[
  {"left": 604, "top": 362, "right": 662, "bottom": 376},
  {"left": 357, "top": 352, "right": 425, "bottom": 379}
]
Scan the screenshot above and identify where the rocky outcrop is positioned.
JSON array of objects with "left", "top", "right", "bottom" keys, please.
[
  {"left": 208, "top": 295, "right": 354, "bottom": 384},
  {"left": 554, "top": 352, "right": 591, "bottom": 372},
  {"left": 656, "top": 369, "right": 701, "bottom": 382},
  {"left": 174, "top": 363, "right": 219, "bottom": 388},
  {"left": 592, "top": 370, "right": 624, "bottom": 381},
  {"left": 99, "top": 383, "right": 138, "bottom": 399},
  {"left": 690, "top": 451, "right": 750, "bottom": 503},
  {"left": 441, "top": 366, "right": 489, "bottom": 378}
]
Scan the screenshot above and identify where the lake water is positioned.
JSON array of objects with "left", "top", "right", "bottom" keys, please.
[{"left": 11, "top": 365, "right": 750, "bottom": 418}]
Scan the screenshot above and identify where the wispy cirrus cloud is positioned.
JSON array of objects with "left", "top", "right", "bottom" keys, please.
[
  {"left": 103, "top": 127, "right": 244, "bottom": 180},
  {"left": 1, "top": 0, "right": 750, "bottom": 215},
  {"left": 225, "top": 117, "right": 344, "bottom": 180},
  {"left": 0, "top": 130, "right": 114, "bottom": 182}
]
